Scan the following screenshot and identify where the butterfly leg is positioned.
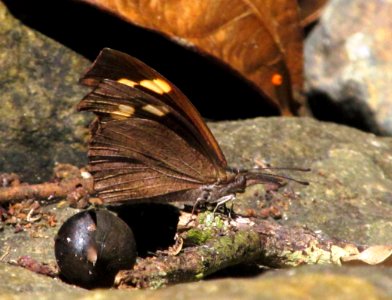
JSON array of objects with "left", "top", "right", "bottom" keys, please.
[
  {"left": 212, "top": 194, "right": 236, "bottom": 214},
  {"left": 191, "top": 189, "right": 212, "bottom": 215},
  {"left": 185, "top": 190, "right": 213, "bottom": 226}
]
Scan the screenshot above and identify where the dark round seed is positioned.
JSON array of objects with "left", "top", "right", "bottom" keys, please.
[{"left": 54, "top": 209, "right": 137, "bottom": 288}]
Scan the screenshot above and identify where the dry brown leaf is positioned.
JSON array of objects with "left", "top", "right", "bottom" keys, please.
[
  {"left": 298, "top": 0, "right": 328, "bottom": 27},
  {"left": 79, "top": 0, "right": 304, "bottom": 115},
  {"left": 341, "top": 245, "right": 392, "bottom": 267}
]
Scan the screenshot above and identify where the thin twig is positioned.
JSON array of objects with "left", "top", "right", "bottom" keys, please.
[{"left": 0, "top": 178, "right": 93, "bottom": 204}]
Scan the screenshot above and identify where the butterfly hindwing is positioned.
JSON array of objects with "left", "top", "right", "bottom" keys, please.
[{"left": 89, "top": 115, "right": 224, "bottom": 202}]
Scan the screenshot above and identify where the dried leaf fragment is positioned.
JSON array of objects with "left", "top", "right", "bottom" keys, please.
[
  {"left": 298, "top": 0, "right": 328, "bottom": 27},
  {"left": 79, "top": 0, "right": 304, "bottom": 114},
  {"left": 341, "top": 245, "right": 392, "bottom": 267}
]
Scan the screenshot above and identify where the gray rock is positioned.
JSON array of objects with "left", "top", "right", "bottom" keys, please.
[
  {"left": 305, "top": 0, "right": 392, "bottom": 135},
  {"left": 0, "top": 1, "right": 91, "bottom": 183},
  {"left": 0, "top": 204, "right": 79, "bottom": 267},
  {"left": 0, "top": 263, "right": 84, "bottom": 296},
  {"left": 1, "top": 265, "right": 391, "bottom": 299},
  {"left": 213, "top": 117, "right": 392, "bottom": 245}
]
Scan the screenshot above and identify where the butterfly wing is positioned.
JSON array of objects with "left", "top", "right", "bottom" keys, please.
[
  {"left": 80, "top": 48, "right": 226, "bottom": 168},
  {"left": 88, "top": 116, "right": 219, "bottom": 203},
  {"left": 78, "top": 50, "right": 230, "bottom": 203}
]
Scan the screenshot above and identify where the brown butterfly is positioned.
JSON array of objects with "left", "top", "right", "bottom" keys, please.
[{"left": 78, "top": 48, "right": 307, "bottom": 208}]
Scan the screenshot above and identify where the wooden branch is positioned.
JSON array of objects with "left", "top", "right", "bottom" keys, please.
[
  {"left": 253, "top": 220, "right": 360, "bottom": 267},
  {"left": 0, "top": 177, "right": 93, "bottom": 204},
  {"left": 115, "top": 229, "right": 261, "bottom": 289},
  {"left": 115, "top": 219, "right": 360, "bottom": 288}
]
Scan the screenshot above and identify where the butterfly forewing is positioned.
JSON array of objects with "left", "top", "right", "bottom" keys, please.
[
  {"left": 79, "top": 79, "right": 221, "bottom": 166},
  {"left": 80, "top": 48, "right": 226, "bottom": 168}
]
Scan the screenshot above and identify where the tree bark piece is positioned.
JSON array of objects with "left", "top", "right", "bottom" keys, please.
[
  {"left": 0, "top": 177, "right": 93, "bottom": 203},
  {"left": 115, "top": 218, "right": 361, "bottom": 288}
]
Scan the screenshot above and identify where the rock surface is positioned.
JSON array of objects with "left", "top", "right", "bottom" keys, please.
[
  {"left": 0, "top": 1, "right": 91, "bottom": 183},
  {"left": 0, "top": 263, "right": 84, "bottom": 296},
  {"left": 305, "top": 0, "right": 392, "bottom": 135},
  {"left": 1, "top": 264, "right": 391, "bottom": 299},
  {"left": 214, "top": 117, "right": 392, "bottom": 246}
]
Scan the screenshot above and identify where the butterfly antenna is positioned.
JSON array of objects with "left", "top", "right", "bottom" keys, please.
[
  {"left": 255, "top": 166, "right": 311, "bottom": 172},
  {"left": 246, "top": 170, "right": 309, "bottom": 186},
  {"left": 263, "top": 172, "right": 309, "bottom": 185},
  {"left": 253, "top": 158, "right": 311, "bottom": 173}
]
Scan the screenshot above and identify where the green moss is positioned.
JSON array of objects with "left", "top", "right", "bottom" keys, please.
[
  {"left": 198, "top": 212, "right": 226, "bottom": 229},
  {"left": 186, "top": 228, "right": 213, "bottom": 245},
  {"left": 195, "top": 273, "right": 204, "bottom": 279}
]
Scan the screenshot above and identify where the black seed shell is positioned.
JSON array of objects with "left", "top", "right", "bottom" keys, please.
[{"left": 54, "top": 210, "right": 136, "bottom": 288}]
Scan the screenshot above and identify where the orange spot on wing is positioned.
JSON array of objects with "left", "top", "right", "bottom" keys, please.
[
  {"left": 140, "top": 80, "right": 163, "bottom": 94},
  {"left": 118, "top": 78, "right": 137, "bottom": 87},
  {"left": 153, "top": 79, "right": 172, "bottom": 93}
]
